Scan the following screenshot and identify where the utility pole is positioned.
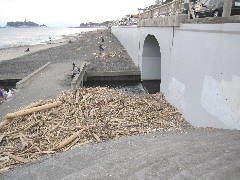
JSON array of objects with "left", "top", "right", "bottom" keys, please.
[{"left": 222, "top": 0, "right": 232, "bottom": 17}]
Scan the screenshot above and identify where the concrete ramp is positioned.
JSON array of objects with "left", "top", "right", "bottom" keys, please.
[{"left": 0, "top": 62, "right": 78, "bottom": 121}]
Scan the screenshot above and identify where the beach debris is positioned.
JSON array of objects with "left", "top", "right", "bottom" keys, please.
[
  {"left": 0, "top": 87, "right": 190, "bottom": 173},
  {"left": 104, "top": 52, "right": 121, "bottom": 58},
  {"left": 93, "top": 51, "right": 122, "bottom": 58},
  {"left": 25, "top": 48, "right": 30, "bottom": 52},
  {"left": 5, "top": 101, "right": 62, "bottom": 119}
]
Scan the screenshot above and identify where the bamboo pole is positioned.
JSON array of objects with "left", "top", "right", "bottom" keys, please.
[
  {"left": 2, "top": 152, "right": 28, "bottom": 163},
  {"left": 0, "top": 120, "right": 10, "bottom": 129},
  {"left": 53, "top": 128, "right": 86, "bottom": 150},
  {"left": 92, "top": 133, "right": 102, "bottom": 143},
  {"left": 5, "top": 101, "right": 62, "bottom": 119}
]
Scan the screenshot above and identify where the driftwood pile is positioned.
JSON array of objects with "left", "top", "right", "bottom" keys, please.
[
  {"left": 0, "top": 87, "right": 189, "bottom": 173},
  {"left": 93, "top": 51, "right": 122, "bottom": 58}
]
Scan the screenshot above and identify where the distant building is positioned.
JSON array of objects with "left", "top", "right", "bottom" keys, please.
[
  {"left": 120, "top": 14, "right": 139, "bottom": 26},
  {"left": 155, "top": 0, "right": 170, "bottom": 4}
]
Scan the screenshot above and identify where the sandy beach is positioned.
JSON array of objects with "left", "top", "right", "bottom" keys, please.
[
  {"left": 0, "top": 33, "right": 82, "bottom": 62},
  {"left": 0, "top": 39, "right": 66, "bottom": 63},
  {"left": 0, "top": 29, "right": 138, "bottom": 80}
]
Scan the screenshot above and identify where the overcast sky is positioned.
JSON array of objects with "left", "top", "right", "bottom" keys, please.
[{"left": 0, "top": 0, "right": 154, "bottom": 27}]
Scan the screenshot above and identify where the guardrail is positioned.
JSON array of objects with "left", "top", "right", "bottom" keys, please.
[{"left": 140, "top": 0, "right": 185, "bottom": 19}]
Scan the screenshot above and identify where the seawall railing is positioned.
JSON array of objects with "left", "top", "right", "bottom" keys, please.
[{"left": 140, "top": 0, "right": 185, "bottom": 20}]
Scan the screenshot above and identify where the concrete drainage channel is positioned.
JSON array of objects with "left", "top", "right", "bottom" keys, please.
[
  {"left": 0, "top": 62, "right": 159, "bottom": 95},
  {"left": 0, "top": 62, "right": 51, "bottom": 91},
  {"left": 0, "top": 79, "right": 21, "bottom": 89},
  {"left": 71, "top": 63, "right": 160, "bottom": 94},
  {"left": 71, "top": 62, "right": 143, "bottom": 91},
  {"left": 86, "top": 71, "right": 141, "bottom": 81},
  {"left": 0, "top": 62, "right": 51, "bottom": 90}
]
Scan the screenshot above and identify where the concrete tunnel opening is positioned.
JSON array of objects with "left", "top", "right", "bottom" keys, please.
[{"left": 142, "top": 34, "right": 161, "bottom": 93}]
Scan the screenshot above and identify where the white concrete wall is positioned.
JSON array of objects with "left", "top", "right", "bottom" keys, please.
[
  {"left": 111, "top": 26, "right": 140, "bottom": 66},
  {"left": 169, "top": 23, "right": 240, "bottom": 129},
  {"left": 112, "top": 23, "right": 240, "bottom": 130},
  {"left": 112, "top": 26, "right": 173, "bottom": 83}
]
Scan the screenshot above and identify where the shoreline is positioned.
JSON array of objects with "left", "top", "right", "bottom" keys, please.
[{"left": 0, "top": 32, "right": 90, "bottom": 63}]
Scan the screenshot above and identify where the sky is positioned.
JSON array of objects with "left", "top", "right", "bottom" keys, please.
[{"left": 0, "top": 0, "right": 155, "bottom": 27}]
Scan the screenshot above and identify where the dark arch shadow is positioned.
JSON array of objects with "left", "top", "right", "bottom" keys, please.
[{"left": 142, "top": 34, "right": 161, "bottom": 93}]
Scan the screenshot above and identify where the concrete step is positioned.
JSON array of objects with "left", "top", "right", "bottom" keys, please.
[{"left": 1, "top": 129, "right": 240, "bottom": 179}]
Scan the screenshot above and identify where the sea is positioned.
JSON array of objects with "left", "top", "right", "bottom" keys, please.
[{"left": 0, "top": 27, "right": 100, "bottom": 49}]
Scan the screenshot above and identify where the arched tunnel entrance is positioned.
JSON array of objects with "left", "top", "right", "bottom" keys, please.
[{"left": 141, "top": 34, "right": 161, "bottom": 93}]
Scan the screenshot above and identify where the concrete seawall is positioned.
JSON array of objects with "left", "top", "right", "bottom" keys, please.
[{"left": 112, "top": 23, "right": 240, "bottom": 130}]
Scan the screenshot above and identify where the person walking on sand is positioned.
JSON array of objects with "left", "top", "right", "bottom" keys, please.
[
  {"left": 0, "top": 88, "right": 4, "bottom": 104},
  {"left": 72, "top": 63, "right": 76, "bottom": 71},
  {"left": 99, "top": 44, "right": 104, "bottom": 54}
]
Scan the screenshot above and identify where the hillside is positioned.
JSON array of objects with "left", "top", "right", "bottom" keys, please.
[{"left": 6, "top": 21, "right": 40, "bottom": 27}]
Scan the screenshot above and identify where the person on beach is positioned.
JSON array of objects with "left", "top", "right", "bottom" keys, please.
[
  {"left": 99, "top": 44, "right": 104, "bottom": 54},
  {"left": 72, "top": 63, "right": 75, "bottom": 71},
  {"left": 0, "top": 88, "right": 4, "bottom": 104},
  {"left": 71, "top": 63, "right": 80, "bottom": 78},
  {"left": 3, "top": 88, "right": 13, "bottom": 100}
]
